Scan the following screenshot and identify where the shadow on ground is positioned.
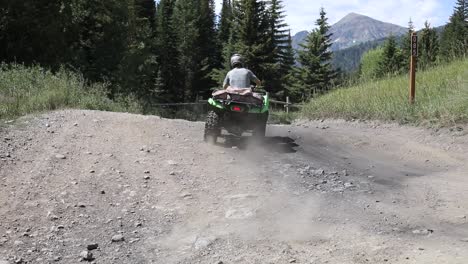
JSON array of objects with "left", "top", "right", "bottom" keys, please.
[{"left": 218, "top": 135, "right": 299, "bottom": 154}]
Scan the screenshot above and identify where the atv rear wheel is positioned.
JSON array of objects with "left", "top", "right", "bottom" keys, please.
[{"left": 204, "top": 111, "right": 221, "bottom": 144}]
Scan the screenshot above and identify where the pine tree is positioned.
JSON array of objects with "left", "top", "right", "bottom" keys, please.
[
  {"left": 294, "top": 8, "right": 336, "bottom": 98},
  {"left": 419, "top": 21, "right": 439, "bottom": 69},
  {"left": 281, "top": 31, "right": 297, "bottom": 98},
  {"left": 197, "top": 0, "right": 219, "bottom": 96},
  {"left": 230, "top": 0, "right": 271, "bottom": 80},
  {"left": 218, "top": 0, "right": 233, "bottom": 45},
  {"left": 116, "top": 0, "right": 159, "bottom": 100},
  {"left": 281, "top": 31, "right": 296, "bottom": 73},
  {"left": 172, "top": 0, "right": 200, "bottom": 101},
  {"left": 400, "top": 19, "right": 415, "bottom": 70},
  {"left": 155, "top": 0, "right": 179, "bottom": 102},
  {"left": 441, "top": 0, "right": 468, "bottom": 59},
  {"left": 376, "top": 35, "right": 405, "bottom": 77},
  {"left": 135, "top": 0, "right": 157, "bottom": 28},
  {"left": 266, "top": 0, "right": 290, "bottom": 96}
]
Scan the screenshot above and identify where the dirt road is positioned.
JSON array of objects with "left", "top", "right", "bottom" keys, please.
[{"left": 1, "top": 110, "right": 467, "bottom": 264}]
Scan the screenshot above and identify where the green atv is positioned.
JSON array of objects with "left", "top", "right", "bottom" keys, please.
[{"left": 204, "top": 88, "right": 269, "bottom": 144}]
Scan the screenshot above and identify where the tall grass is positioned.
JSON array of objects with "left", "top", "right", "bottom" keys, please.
[
  {"left": 302, "top": 59, "right": 468, "bottom": 127},
  {"left": 0, "top": 64, "right": 142, "bottom": 120}
]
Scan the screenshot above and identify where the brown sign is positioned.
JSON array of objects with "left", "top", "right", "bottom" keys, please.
[{"left": 411, "top": 34, "right": 418, "bottom": 57}]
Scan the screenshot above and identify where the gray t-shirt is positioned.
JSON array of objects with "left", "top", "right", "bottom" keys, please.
[{"left": 223, "top": 68, "right": 259, "bottom": 88}]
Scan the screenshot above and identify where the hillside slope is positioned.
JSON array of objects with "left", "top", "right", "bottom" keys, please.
[{"left": 302, "top": 59, "right": 468, "bottom": 126}]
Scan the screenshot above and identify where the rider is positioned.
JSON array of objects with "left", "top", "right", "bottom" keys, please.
[{"left": 223, "top": 54, "right": 261, "bottom": 90}]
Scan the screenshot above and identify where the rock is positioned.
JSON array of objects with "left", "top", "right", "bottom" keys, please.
[
  {"left": 194, "top": 236, "right": 217, "bottom": 250},
  {"left": 55, "top": 154, "right": 66, "bottom": 160},
  {"left": 412, "top": 229, "right": 433, "bottom": 235},
  {"left": 167, "top": 160, "right": 178, "bottom": 166},
  {"left": 129, "top": 238, "right": 140, "bottom": 244},
  {"left": 460, "top": 238, "right": 468, "bottom": 242},
  {"left": 312, "top": 169, "right": 325, "bottom": 175},
  {"left": 111, "top": 234, "right": 125, "bottom": 242},
  {"left": 368, "top": 175, "right": 375, "bottom": 179},
  {"left": 143, "top": 175, "right": 151, "bottom": 180},
  {"left": 80, "top": 250, "right": 94, "bottom": 261},
  {"left": 49, "top": 215, "right": 60, "bottom": 220},
  {"left": 289, "top": 259, "right": 297, "bottom": 263},
  {"left": 89, "top": 170, "right": 95, "bottom": 173},
  {"left": 180, "top": 193, "right": 193, "bottom": 199},
  {"left": 225, "top": 208, "right": 254, "bottom": 220},
  {"left": 341, "top": 170, "right": 348, "bottom": 176},
  {"left": 169, "top": 171, "right": 176, "bottom": 176},
  {"left": 87, "top": 243, "right": 99, "bottom": 250},
  {"left": 144, "top": 170, "right": 150, "bottom": 174}
]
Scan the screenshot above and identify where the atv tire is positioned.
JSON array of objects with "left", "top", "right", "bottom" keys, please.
[{"left": 204, "top": 110, "right": 221, "bottom": 144}]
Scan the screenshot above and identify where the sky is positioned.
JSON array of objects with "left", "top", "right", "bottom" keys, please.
[{"left": 215, "top": 0, "right": 456, "bottom": 34}]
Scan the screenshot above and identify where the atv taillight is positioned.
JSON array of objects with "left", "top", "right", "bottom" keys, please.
[{"left": 232, "top": 106, "right": 242, "bottom": 112}]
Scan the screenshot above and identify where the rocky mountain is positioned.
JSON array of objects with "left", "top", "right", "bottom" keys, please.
[{"left": 292, "top": 13, "right": 408, "bottom": 51}]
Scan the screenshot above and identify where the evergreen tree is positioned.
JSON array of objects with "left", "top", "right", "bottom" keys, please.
[
  {"left": 197, "top": 0, "right": 219, "bottom": 95},
  {"left": 135, "top": 0, "right": 157, "bottom": 28},
  {"left": 376, "top": 35, "right": 405, "bottom": 77},
  {"left": 281, "top": 31, "right": 296, "bottom": 73},
  {"left": 155, "top": 0, "right": 179, "bottom": 102},
  {"left": 266, "top": 0, "right": 291, "bottom": 96},
  {"left": 400, "top": 19, "right": 415, "bottom": 70},
  {"left": 293, "top": 8, "right": 336, "bottom": 98},
  {"left": 218, "top": 0, "right": 233, "bottom": 45},
  {"left": 281, "top": 31, "right": 297, "bottom": 98},
  {"left": 230, "top": 0, "right": 271, "bottom": 81},
  {"left": 419, "top": 21, "right": 439, "bottom": 69},
  {"left": 441, "top": 0, "right": 468, "bottom": 59},
  {"left": 116, "top": 0, "right": 159, "bottom": 100},
  {"left": 173, "top": 0, "right": 201, "bottom": 101}
]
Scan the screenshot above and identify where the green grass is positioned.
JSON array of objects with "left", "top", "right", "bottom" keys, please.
[
  {"left": 302, "top": 59, "right": 468, "bottom": 127},
  {"left": 0, "top": 64, "right": 142, "bottom": 120}
]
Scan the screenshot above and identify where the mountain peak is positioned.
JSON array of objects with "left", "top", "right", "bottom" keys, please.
[
  {"left": 292, "top": 13, "right": 407, "bottom": 51},
  {"left": 342, "top": 12, "right": 363, "bottom": 19},
  {"left": 336, "top": 12, "right": 377, "bottom": 25}
]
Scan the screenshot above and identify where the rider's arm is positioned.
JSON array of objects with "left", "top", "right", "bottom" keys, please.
[
  {"left": 248, "top": 70, "right": 261, "bottom": 87},
  {"left": 254, "top": 78, "right": 261, "bottom": 87},
  {"left": 223, "top": 72, "right": 230, "bottom": 89}
]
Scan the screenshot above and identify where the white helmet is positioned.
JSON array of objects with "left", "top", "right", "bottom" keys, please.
[{"left": 230, "top": 54, "right": 244, "bottom": 68}]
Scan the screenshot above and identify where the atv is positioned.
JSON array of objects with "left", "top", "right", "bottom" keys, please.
[{"left": 204, "top": 87, "right": 269, "bottom": 144}]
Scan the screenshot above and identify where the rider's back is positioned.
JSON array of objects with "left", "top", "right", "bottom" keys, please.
[{"left": 225, "top": 68, "right": 256, "bottom": 89}]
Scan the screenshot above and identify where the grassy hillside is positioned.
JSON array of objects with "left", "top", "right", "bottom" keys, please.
[
  {"left": 0, "top": 64, "right": 142, "bottom": 120},
  {"left": 302, "top": 59, "right": 468, "bottom": 126}
]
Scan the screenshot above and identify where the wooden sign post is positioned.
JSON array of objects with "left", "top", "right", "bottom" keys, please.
[{"left": 409, "top": 32, "right": 418, "bottom": 104}]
